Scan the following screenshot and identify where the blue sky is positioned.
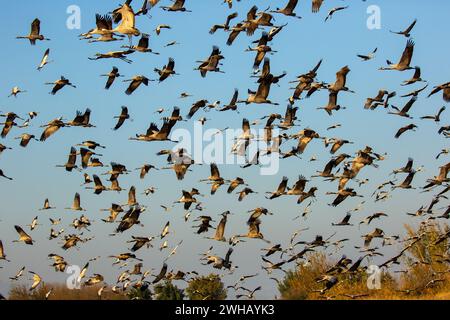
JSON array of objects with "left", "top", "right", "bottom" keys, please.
[{"left": 0, "top": 0, "right": 449, "bottom": 299}]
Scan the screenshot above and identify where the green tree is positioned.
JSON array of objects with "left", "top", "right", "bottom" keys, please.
[
  {"left": 127, "top": 284, "right": 152, "bottom": 300},
  {"left": 186, "top": 274, "right": 227, "bottom": 300},
  {"left": 154, "top": 280, "right": 184, "bottom": 300}
]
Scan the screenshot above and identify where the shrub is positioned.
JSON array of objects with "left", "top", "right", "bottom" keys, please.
[
  {"left": 127, "top": 284, "right": 153, "bottom": 300},
  {"left": 9, "top": 283, "right": 126, "bottom": 300},
  {"left": 154, "top": 280, "right": 184, "bottom": 300},
  {"left": 278, "top": 223, "right": 450, "bottom": 300},
  {"left": 186, "top": 274, "right": 227, "bottom": 300}
]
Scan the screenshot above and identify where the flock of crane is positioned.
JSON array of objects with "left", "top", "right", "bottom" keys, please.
[{"left": 1, "top": 0, "right": 450, "bottom": 300}]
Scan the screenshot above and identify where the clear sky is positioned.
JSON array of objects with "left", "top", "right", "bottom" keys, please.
[{"left": 0, "top": 0, "right": 449, "bottom": 299}]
